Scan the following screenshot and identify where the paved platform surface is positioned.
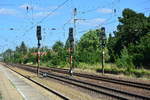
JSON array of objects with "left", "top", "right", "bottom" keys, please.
[{"left": 0, "top": 64, "right": 51, "bottom": 100}]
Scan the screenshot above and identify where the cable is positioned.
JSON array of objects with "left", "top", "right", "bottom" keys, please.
[
  {"left": 39, "top": 0, "right": 70, "bottom": 23},
  {"left": 29, "top": 0, "right": 34, "bottom": 25},
  {"left": 77, "top": 18, "right": 118, "bottom": 35},
  {"left": 41, "top": 28, "right": 46, "bottom": 49},
  {"left": 24, "top": 0, "right": 70, "bottom": 35},
  {"left": 62, "top": 16, "right": 74, "bottom": 38},
  {"left": 16, "top": 0, "right": 70, "bottom": 46},
  {"left": 78, "top": 0, "right": 120, "bottom": 15}
]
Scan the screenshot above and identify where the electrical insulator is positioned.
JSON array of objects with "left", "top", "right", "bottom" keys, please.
[{"left": 26, "top": 6, "right": 29, "bottom": 11}]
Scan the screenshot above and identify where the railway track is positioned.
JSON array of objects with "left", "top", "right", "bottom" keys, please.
[
  {"left": 13, "top": 63, "right": 150, "bottom": 90},
  {"left": 46, "top": 68, "right": 150, "bottom": 90},
  {"left": 6, "top": 63, "right": 150, "bottom": 100},
  {"left": 2, "top": 63, "right": 70, "bottom": 100}
]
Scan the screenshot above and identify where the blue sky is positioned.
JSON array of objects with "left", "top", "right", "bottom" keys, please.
[{"left": 0, "top": 0, "right": 150, "bottom": 53}]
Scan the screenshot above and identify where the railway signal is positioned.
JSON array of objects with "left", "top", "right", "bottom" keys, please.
[
  {"left": 36, "top": 26, "right": 42, "bottom": 40},
  {"left": 36, "top": 25, "right": 42, "bottom": 76},
  {"left": 100, "top": 27, "right": 106, "bottom": 75},
  {"left": 69, "top": 27, "right": 74, "bottom": 48},
  {"left": 68, "top": 27, "right": 74, "bottom": 76}
]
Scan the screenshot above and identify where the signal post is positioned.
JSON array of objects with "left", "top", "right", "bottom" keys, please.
[
  {"left": 100, "top": 27, "right": 106, "bottom": 75},
  {"left": 36, "top": 26, "right": 42, "bottom": 76},
  {"left": 68, "top": 27, "right": 74, "bottom": 76}
]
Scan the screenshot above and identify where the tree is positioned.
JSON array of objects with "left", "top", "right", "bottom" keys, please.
[
  {"left": 108, "top": 8, "right": 150, "bottom": 63},
  {"left": 3, "top": 49, "right": 13, "bottom": 62},
  {"left": 24, "top": 52, "right": 36, "bottom": 64},
  {"left": 10, "top": 41, "right": 28, "bottom": 64},
  {"left": 128, "top": 34, "right": 150, "bottom": 68},
  {"left": 50, "top": 41, "right": 67, "bottom": 66},
  {"left": 20, "top": 41, "right": 28, "bottom": 55},
  {"left": 52, "top": 41, "right": 64, "bottom": 52},
  {"left": 77, "top": 30, "right": 102, "bottom": 64},
  {"left": 116, "top": 47, "right": 134, "bottom": 71},
  {"left": 107, "top": 33, "right": 116, "bottom": 62}
]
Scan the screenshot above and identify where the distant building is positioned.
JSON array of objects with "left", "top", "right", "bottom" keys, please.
[{"left": 31, "top": 52, "right": 47, "bottom": 56}]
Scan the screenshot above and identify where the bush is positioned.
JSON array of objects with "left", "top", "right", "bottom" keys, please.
[{"left": 116, "top": 47, "right": 135, "bottom": 72}]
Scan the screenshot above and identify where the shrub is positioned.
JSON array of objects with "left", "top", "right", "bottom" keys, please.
[{"left": 116, "top": 47, "right": 135, "bottom": 72}]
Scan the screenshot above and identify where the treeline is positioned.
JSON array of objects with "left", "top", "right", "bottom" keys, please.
[
  {"left": 1, "top": 8, "right": 150, "bottom": 70},
  {"left": 107, "top": 8, "right": 150, "bottom": 70}
]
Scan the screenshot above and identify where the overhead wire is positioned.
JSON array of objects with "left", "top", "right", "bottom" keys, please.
[
  {"left": 78, "top": 0, "right": 119, "bottom": 15},
  {"left": 77, "top": 0, "right": 120, "bottom": 34},
  {"left": 11, "top": 0, "right": 70, "bottom": 52},
  {"left": 76, "top": 0, "right": 120, "bottom": 35},
  {"left": 12, "top": 0, "right": 70, "bottom": 49},
  {"left": 60, "top": 0, "right": 76, "bottom": 41},
  {"left": 6, "top": 0, "right": 34, "bottom": 50},
  {"left": 24, "top": 0, "right": 70, "bottom": 35},
  {"left": 29, "top": 0, "right": 34, "bottom": 25},
  {"left": 62, "top": 16, "right": 74, "bottom": 38}
]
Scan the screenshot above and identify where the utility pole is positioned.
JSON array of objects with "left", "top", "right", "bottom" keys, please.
[
  {"left": 73, "top": 8, "right": 77, "bottom": 52},
  {"left": 67, "top": 8, "right": 77, "bottom": 75},
  {"left": 100, "top": 27, "right": 106, "bottom": 75},
  {"left": 73, "top": 8, "right": 77, "bottom": 72},
  {"left": 36, "top": 26, "right": 42, "bottom": 76},
  {"left": 70, "top": 8, "right": 85, "bottom": 74}
]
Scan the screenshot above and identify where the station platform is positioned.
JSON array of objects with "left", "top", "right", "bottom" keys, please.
[{"left": 0, "top": 64, "right": 52, "bottom": 100}]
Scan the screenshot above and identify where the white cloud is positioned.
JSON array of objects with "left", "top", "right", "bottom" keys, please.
[
  {"left": 33, "top": 11, "right": 57, "bottom": 17},
  {"left": 0, "top": 8, "right": 17, "bottom": 15},
  {"left": 92, "top": 18, "right": 106, "bottom": 23},
  {"left": 33, "top": 12, "right": 50, "bottom": 17},
  {"left": 97, "top": 8, "right": 113, "bottom": 14},
  {"left": 79, "top": 18, "right": 106, "bottom": 26}
]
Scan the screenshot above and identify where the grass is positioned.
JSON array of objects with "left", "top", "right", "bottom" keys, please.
[
  {"left": 130, "top": 69, "right": 150, "bottom": 78},
  {"left": 65, "top": 62, "right": 150, "bottom": 79},
  {"left": 0, "top": 92, "right": 2, "bottom": 100},
  {"left": 26, "top": 62, "right": 150, "bottom": 79}
]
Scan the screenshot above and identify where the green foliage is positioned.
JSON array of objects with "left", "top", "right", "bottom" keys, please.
[
  {"left": 116, "top": 47, "right": 134, "bottom": 72},
  {"left": 130, "top": 69, "right": 150, "bottom": 78},
  {"left": 3, "top": 49, "right": 13, "bottom": 62},
  {"left": 77, "top": 30, "right": 101, "bottom": 64},
  {"left": 128, "top": 34, "right": 150, "bottom": 67},
  {"left": 44, "top": 41, "right": 67, "bottom": 66},
  {"left": 20, "top": 41, "right": 28, "bottom": 55},
  {"left": 139, "top": 34, "right": 150, "bottom": 66},
  {"left": 108, "top": 8, "right": 150, "bottom": 69},
  {"left": 108, "top": 8, "right": 150, "bottom": 59},
  {"left": 2, "top": 41, "right": 28, "bottom": 64},
  {"left": 0, "top": 93, "right": 2, "bottom": 100},
  {"left": 52, "top": 41, "right": 64, "bottom": 52},
  {"left": 24, "top": 52, "right": 36, "bottom": 64},
  {"left": 107, "top": 33, "right": 116, "bottom": 62}
]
